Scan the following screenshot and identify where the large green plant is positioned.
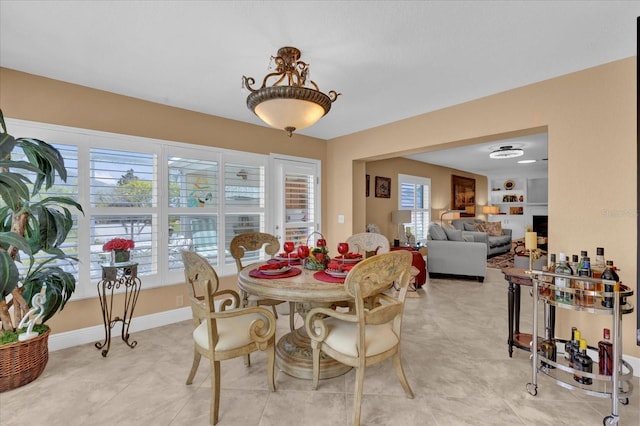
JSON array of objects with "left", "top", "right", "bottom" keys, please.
[{"left": 0, "top": 109, "right": 83, "bottom": 335}]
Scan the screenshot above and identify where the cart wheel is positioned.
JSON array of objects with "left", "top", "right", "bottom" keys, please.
[
  {"left": 619, "top": 397, "right": 629, "bottom": 405},
  {"left": 603, "top": 415, "right": 618, "bottom": 425},
  {"left": 526, "top": 382, "right": 537, "bottom": 396}
]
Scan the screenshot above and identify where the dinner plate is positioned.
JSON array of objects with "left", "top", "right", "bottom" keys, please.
[
  {"left": 275, "top": 256, "right": 299, "bottom": 262},
  {"left": 333, "top": 256, "right": 362, "bottom": 264},
  {"left": 325, "top": 269, "right": 348, "bottom": 278},
  {"left": 259, "top": 265, "right": 292, "bottom": 275}
]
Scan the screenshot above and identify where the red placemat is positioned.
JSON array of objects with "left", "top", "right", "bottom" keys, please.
[
  {"left": 313, "top": 271, "right": 345, "bottom": 284},
  {"left": 249, "top": 267, "right": 302, "bottom": 279}
]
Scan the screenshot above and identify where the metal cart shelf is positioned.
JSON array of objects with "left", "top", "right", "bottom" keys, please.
[{"left": 526, "top": 270, "right": 634, "bottom": 426}]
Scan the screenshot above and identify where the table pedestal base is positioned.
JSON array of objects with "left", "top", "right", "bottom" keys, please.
[{"left": 276, "top": 328, "right": 352, "bottom": 379}]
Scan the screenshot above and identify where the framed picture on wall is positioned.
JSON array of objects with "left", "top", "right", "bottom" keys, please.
[
  {"left": 366, "top": 174, "right": 370, "bottom": 197},
  {"left": 451, "top": 175, "right": 476, "bottom": 217},
  {"left": 375, "top": 176, "right": 391, "bottom": 198}
]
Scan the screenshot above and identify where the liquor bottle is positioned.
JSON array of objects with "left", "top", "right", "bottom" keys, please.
[
  {"left": 592, "top": 247, "right": 605, "bottom": 279},
  {"left": 554, "top": 253, "right": 573, "bottom": 304},
  {"left": 598, "top": 328, "right": 613, "bottom": 376},
  {"left": 540, "top": 254, "right": 556, "bottom": 298},
  {"left": 573, "top": 339, "right": 593, "bottom": 385},
  {"left": 569, "top": 254, "right": 580, "bottom": 276},
  {"left": 540, "top": 326, "right": 556, "bottom": 369},
  {"left": 578, "top": 256, "right": 594, "bottom": 306},
  {"left": 565, "top": 327, "right": 580, "bottom": 367},
  {"left": 601, "top": 260, "right": 620, "bottom": 308}
]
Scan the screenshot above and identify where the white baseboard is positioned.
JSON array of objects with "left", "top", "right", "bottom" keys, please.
[
  {"left": 47, "top": 307, "right": 640, "bottom": 378},
  {"left": 48, "top": 307, "right": 192, "bottom": 352}
]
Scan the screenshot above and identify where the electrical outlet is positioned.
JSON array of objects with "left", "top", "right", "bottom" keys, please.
[{"left": 176, "top": 295, "right": 184, "bottom": 307}]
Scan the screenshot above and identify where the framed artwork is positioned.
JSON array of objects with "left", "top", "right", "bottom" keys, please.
[
  {"left": 366, "top": 174, "right": 370, "bottom": 197},
  {"left": 375, "top": 176, "right": 391, "bottom": 198},
  {"left": 451, "top": 175, "right": 476, "bottom": 217}
]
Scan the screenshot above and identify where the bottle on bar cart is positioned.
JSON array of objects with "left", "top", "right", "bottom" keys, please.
[
  {"left": 600, "top": 260, "right": 620, "bottom": 308},
  {"left": 573, "top": 339, "right": 593, "bottom": 385},
  {"left": 598, "top": 328, "right": 613, "bottom": 376},
  {"left": 577, "top": 256, "right": 593, "bottom": 307},
  {"left": 554, "top": 253, "right": 573, "bottom": 304},
  {"left": 540, "top": 326, "right": 556, "bottom": 369},
  {"left": 565, "top": 327, "right": 580, "bottom": 368}
]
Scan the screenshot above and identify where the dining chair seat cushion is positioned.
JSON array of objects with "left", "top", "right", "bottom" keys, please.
[
  {"left": 320, "top": 318, "right": 399, "bottom": 357},
  {"left": 193, "top": 312, "right": 269, "bottom": 352}
]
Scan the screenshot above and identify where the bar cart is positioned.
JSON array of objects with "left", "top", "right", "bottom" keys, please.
[{"left": 525, "top": 270, "right": 634, "bottom": 426}]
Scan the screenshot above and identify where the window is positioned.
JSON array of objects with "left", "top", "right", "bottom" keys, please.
[
  {"left": 3, "top": 118, "right": 309, "bottom": 299},
  {"left": 398, "top": 174, "right": 431, "bottom": 242}
]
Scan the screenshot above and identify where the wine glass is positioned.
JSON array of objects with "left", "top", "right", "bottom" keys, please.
[
  {"left": 283, "top": 241, "right": 295, "bottom": 265},
  {"left": 297, "top": 245, "right": 310, "bottom": 268},
  {"left": 337, "top": 242, "right": 349, "bottom": 266}
]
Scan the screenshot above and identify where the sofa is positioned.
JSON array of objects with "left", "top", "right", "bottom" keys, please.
[
  {"left": 427, "top": 222, "right": 487, "bottom": 282},
  {"left": 451, "top": 218, "right": 512, "bottom": 257}
]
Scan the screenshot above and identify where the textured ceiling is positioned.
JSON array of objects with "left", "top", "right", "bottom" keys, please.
[{"left": 0, "top": 1, "right": 637, "bottom": 173}]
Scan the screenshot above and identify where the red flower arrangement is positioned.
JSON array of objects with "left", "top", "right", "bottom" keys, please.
[{"left": 102, "top": 238, "right": 135, "bottom": 252}]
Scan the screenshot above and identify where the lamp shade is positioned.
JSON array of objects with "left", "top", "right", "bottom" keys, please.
[
  {"left": 391, "top": 210, "right": 412, "bottom": 224},
  {"left": 483, "top": 205, "right": 500, "bottom": 215},
  {"left": 525, "top": 232, "right": 538, "bottom": 250}
]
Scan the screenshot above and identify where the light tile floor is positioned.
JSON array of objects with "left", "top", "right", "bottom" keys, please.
[{"left": 1, "top": 268, "right": 638, "bottom": 425}]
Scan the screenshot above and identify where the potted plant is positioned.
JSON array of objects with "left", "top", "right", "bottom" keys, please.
[{"left": 0, "top": 109, "right": 83, "bottom": 391}]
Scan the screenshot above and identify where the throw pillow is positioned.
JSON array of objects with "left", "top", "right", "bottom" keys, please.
[
  {"left": 428, "top": 222, "right": 447, "bottom": 240},
  {"left": 443, "top": 227, "right": 464, "bottom": 241},
  {"left": 477, "top": 221, "right": 503, "bottom": 236},
  {"left": 463, "top": 223, "right": 477, "bottom": 231}
]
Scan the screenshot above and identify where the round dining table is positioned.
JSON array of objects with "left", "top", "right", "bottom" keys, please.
[{"left": 238, "top": 263, "right": 352, "bottom": 380}]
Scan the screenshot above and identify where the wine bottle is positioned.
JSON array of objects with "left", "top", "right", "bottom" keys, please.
[
  {"left": 601, "top": 260, "right": 620, "bottom": 308},
  {"left": 554, "top": 253, "right": 573, "bottom": 304},
  {"left": 598, "top": 328, "right": 613, "bottom": 376},
  {"left": 540, "top": 326, "right": 556, "bottom": 369},
  {"left": 573, "top": 339, "right": 593, "bottom": 385}
]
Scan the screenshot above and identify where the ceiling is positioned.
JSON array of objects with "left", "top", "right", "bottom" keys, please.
[{"left": 0, "top": 1, "right": 637, "bottom": 175}]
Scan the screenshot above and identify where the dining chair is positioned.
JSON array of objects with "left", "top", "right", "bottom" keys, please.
[
  {"left": 230, "top": 232, "right": 296, "bottom": 331},
  {"left": 305, "top": 250, "right": 415, "bottom": 426},
  {"left": 181, "top": 250, "right": 276, "bottom": 425},
  {"left": 345, "top": 232, "right": 390, "bottom": 257}
]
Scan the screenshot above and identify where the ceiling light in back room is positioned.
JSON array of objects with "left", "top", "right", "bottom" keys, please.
[
  {"left": 489, "top": 145, "right": 524, "bottom": 159},
  {"left": 518, "top": 159, "right": 536, "bottom": 164}
]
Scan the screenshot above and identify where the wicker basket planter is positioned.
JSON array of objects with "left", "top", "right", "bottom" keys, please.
[{"left": 0, "top": 327, "right": 50, "bottom": 392}]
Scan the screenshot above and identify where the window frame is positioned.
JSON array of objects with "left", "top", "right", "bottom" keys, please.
[
  {"left": 397, "top": 173, "right": 431, "bottom": 243},
  {"left": 4, "top": 118, "right": 310, "bottom": 300}
]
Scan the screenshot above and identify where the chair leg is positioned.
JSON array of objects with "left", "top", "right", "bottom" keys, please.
[
  {"left": 311, "top": 345, "right": 321, "bottom": 391},
  {"left": 243, "top": 353, "right": 251, "bottom": 367},
  {"left": 352, "top": 366, "right": 365, "bottom": 426},
  {"left": 186, "top": 347, "right": 201, "bottom": 385},
  {"left": 289, "top": 301, "right": 296, "bottom": 331},
  {"left": 393, "top": 352, "right": 414, "bottom": 398},
  {"left": 210, "top": 359, "right": 221, "bottom": 425},
  {"left": 266, "top": 344, "right": 276, "bottom": 392},
  {"left": 271, "top": 304, "right": 279, "bottom": 319}
]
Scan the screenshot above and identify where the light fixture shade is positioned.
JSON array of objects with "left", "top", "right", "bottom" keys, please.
[
  {"left": 391, "top": 210, "right": 412, "bottom": 224},
  {"left": 489, "top": 145, "right": 524, "bottom": 159},
  {"left": 439, "top": 209, "right": 461, "bottom": 221},
  {"left": 483, "top": 205, "right": 500, "bottom": 214},
  {"left": 243, "top": 46, "right": 340, "bottom": 137}
]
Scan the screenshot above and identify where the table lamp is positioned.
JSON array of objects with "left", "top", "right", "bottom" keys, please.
[
  {"left": 525, "top": 231, "right": 539, "bottom": 271},
  {"left": 391, "top": 210, "right": 412, "bottom": 245},
  {"left": 482, "top": 205, "right": 500, "bottom": 215}
]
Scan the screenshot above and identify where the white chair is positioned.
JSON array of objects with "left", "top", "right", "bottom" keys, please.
[
  {"left": 305, "top": 251, "right": 415, "bottom": 426},
  {"left": 346, "top": 232, "right": 390, "bottom": 257},
  {"left": 181, "top": 250, "right": 276, "bottom": 425}
]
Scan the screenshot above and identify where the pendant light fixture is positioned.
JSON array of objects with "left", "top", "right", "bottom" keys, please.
[
  {"left": 242, "top": 46, "right": 340, "bottom": 137},
  {"left": 489, "top": 145, "right": 524, "bottom": 159}
]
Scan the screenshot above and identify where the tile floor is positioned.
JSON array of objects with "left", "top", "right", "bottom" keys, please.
[{"left": 1, "top": 268, "right": 638, "bottom": 425}]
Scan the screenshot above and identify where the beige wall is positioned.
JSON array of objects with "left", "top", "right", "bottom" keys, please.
[
  {"left": 0, "top": 67, "right": 327, "bottom": 334},
  {"left": 1, "top": 57, "right": 638, "bottom": 357},
  {"left": 365, "top": 158, "right": 488, "bottom": 240},
  {"left": 327, "top": 58, "right": 638, "bottom": 357}
]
